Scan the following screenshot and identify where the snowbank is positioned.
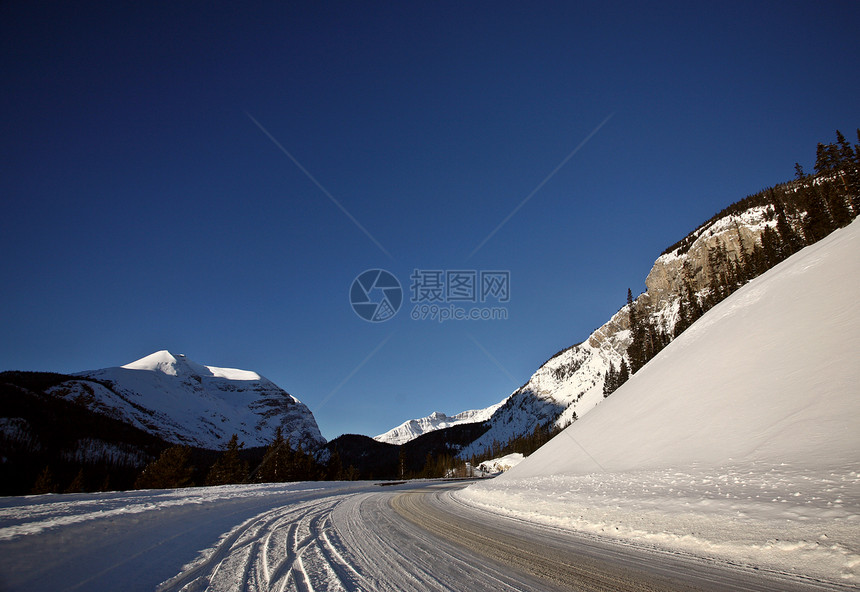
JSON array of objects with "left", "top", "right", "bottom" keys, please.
[
  {"left": 460, "top": 219, "right": 860, "bottom": 584},
  {"left": 477, "top": 453, "right": 525, "bottom": 475}
]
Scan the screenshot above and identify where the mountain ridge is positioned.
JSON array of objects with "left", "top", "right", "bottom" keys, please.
[
  {"left": 373, "top": 401, "right": 506, "bottom": 445},
  {"left": 46, "top": 350, "right": 325, "bottom": 450}
]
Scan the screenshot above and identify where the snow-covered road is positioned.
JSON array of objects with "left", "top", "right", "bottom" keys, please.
[{"left": 0, "top": 481, "right": 852, "bottom": 591}]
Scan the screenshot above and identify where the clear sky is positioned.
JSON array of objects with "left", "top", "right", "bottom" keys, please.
[{"left": 2, "top": 1, "right": 858, "bottom": 441}]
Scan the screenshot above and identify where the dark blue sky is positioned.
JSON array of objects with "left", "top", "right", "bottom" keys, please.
[{"left": 2, "top": 1, "right": 858, "bottom": 440}]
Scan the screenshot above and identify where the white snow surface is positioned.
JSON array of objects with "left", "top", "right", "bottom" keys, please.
[
  {"left": 121, "top": 350, "right": 262, "bottom": 381},
  {"left": 476, "top": 453, "right": 525, "bottom": 475},
  {"left": 0, "top": 481, "right": 564, "bottom": 592},
  {"left": 374, "top": 402, "right": 506, "bottom": 445},
  {"left": 460, "top": 219, "right": 860, "bottom": 584},
  {"left": 47, "top": 351, "right": 324, "bottom": 450}
]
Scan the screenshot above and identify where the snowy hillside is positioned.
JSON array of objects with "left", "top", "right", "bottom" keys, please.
[
  {"left": 377, "top": 193, "right": 848, "bottom": 460},
  {"left": 460, "top": 219, "right": 860, "bottom": 583},
  {"left": 46, "top": 351, "right": 325, "bottom": 450},
  {"left": 457, "top": 203, "right": 792, "bottom": 459},
  {"left": 374, "top": 402, "right": 505, "bottom": 445}
]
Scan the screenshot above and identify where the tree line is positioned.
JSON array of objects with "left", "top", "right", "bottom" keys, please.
[
  {"left": 129, "top": 427, "right": 356, "bottom": 491},
  {"left": 29, "top": 427, "right": 358, "bottom": 494}
]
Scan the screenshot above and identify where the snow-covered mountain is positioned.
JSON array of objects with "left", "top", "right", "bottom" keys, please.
[
  {"left": 505, "top": 217, "right": 860, "bottom": 477},
  {"left": 373, "top": 203, "right": 793, "bottom": 456},
  {"left": 450, "top": 205, "right": 784, "bottom": 457},
  {"left": 390, "top": 186, "right": 848, "bottom": 461},
  {"left": 461, "top": 217, "right": 860, "bottom": 584},
  {"left": 45, "top": 350, "right": 325, "bottom": 450},
  {"left": 373, "top": 401, "right": 506, "bottom": 445}
]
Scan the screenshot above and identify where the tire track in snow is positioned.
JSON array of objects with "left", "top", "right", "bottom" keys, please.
[
  {"left": 159, "top": 483, "right": 556, "bottom": 592},
  {"left": 159, "top": 494, "right": 363, "bottom": 592}
]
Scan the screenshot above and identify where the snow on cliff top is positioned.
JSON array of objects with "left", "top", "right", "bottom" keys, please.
[
  {"left": 461, "top": 218, "right": 860, "bottom": 584},
  {"left": 122, "top": 350, "right": 261, "bottom": 381}
]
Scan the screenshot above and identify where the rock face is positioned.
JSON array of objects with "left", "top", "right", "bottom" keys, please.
[
  {"left": 46, "top": 351, "right": 325, "bottom": 450},
  {"left": 645, "top": 205, "right": 776, "bottom": 307},
  {"left": 458, "top": 204, "right": 781, "bottom": 458}
]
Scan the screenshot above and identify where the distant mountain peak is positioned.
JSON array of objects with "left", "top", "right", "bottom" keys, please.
[{"left": 374, "top": 401, "right": 506, "bottom": 445}]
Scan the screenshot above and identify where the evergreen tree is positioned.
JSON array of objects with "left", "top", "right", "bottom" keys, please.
[
  {"left": 800, "top": 187, "right": 834, "bottom": 243},
  {"left": 836, "top": 130, "right": 854, "bottom": 166},
  {"left": 774, "top": 200, "right": 801, "bottom": 258},
  {"left": 760, "top": 225, "right": 781, "bottom": 266},
  {"left": 831, "top": 130, "right": 859, "bottom": 211},
  {"left": 603, "top": 362, "right": 617, "bottom": 397},
  {"left": 855, "top": 129, "right": 860, "bottom": 165},
  {"left": 256, "top": 427, "right": 293, "bottom": 483},
  {"left": 65, "top": 468, "right": 86, "bottom": 494},
  {"left": 135, "top": 446, "right": 195, "bottom": 490},
  {"left": 618, "top": 360, "right": 629, "bottom": 386},
  {"left": 814, "top": 142, "right": 840, "bottom": 176},
  {"left": 327, "top": 448, "right": 344, "bottom": 481},
  {"left": 794, "top": 162, "right": 805, "bottom": 180},
  {"left": 823, "top": 182, "right": 852, "bottom": 228},
  {"left": 626, "top": 288, "right": 647, "bottom": 374},
  {"left": 206, "top": 434, "right": 248, "bottom": 486},
  {"left": 603, "top": 359, "right": 630, "bottom": 396},
  {"left": 674, "top": 293, "right": 691, "bottom": 338},
  {"left": 422, "top": 453, "right": 435, "bottom": 478},
  {"left": 853, "top": 129, "right": 860, "bottom": 212},
  {"left": 31, "top": 465, "right": 58, "bottom": 494},
  {"left": 295, "top": 444, "right": 320, "bottom": 481},
  {"left": 627, "top": 288, "right": 635, "bottom": 315},
  {"left": 733, "top": 222, "right": 751, "bottom": 285}
]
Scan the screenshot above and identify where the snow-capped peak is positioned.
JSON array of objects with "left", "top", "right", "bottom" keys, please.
[
  {"left": 121, "top": 350, "right": 181, "bottom": 375},
  {"left": 120, "top": 350, "right": 262, "bottom": 381}
]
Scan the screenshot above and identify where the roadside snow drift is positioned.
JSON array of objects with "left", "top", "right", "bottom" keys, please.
[{"left": 460, "top": 219, "right": 860, "bottom": 584}]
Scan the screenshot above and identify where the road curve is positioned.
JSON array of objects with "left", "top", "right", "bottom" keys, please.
[
  {"left": 2, "top": 480, "right": 853, "bottom": 592},
  {"left": 392, "top": 482, "right": 853, "bottom": 592},
  {"left": 158, "top": 481, "right": 562, "bottom": 592}
]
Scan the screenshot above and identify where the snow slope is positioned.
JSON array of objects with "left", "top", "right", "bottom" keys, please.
[
  {"left": 374, "top": 402, "right": 505, "bottom": 445},
  {"left": 378, "top": 205, "right": 793, "bottom": 457},
  {"left": 459, "top": 205, "right": 784, "bottom": 459},
  {"left": 46, "top": 351, "right": 325, "bottom": 449},
  {"left": 460, "top": 219, "right": 860, "bottom": 584}
]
